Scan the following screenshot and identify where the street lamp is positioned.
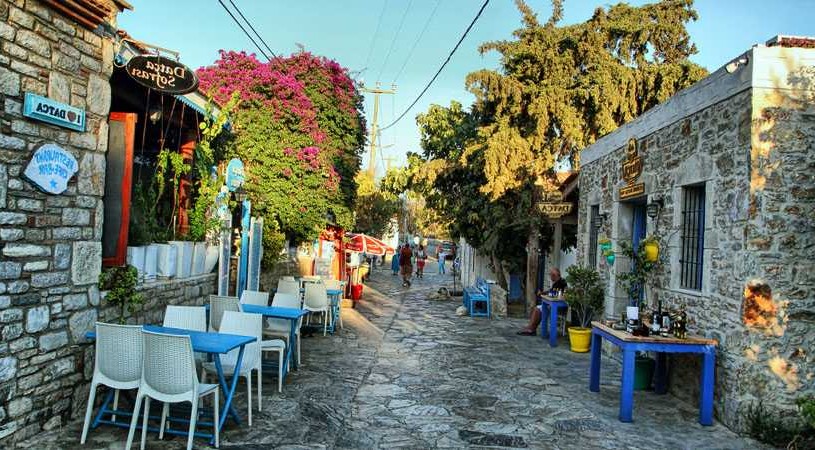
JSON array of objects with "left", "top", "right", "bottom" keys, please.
[{"left": 646, "top": 197, "right": 664, "bottom": 219}]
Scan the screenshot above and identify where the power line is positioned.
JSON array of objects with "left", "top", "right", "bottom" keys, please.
[
  {"left": 363, "top": 0, "right": 389, "bottom": 71},
  {"left": 393, "top": 0, "right": 441, "bottom": 84},
  {"left": 227, "top": 0, "right": 277, "bottom": 58},
  {"left": 377, "top": 0, "right": 414, "bottom": 81},
  {"left": 217, "top": 0, "right": 271, "bottom": 61},
  {"left": 380, "top": 0, "right": 490, "bottom": 132}
]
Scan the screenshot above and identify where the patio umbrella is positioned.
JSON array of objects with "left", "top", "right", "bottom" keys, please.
[{"left": 345, "top": 233, "right": 394, "bottom": 256}]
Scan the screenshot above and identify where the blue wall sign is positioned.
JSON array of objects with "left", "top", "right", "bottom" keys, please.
[
  {"left": 23, "top": 93, "right": 86, "bottom": 132},
  {"left": 226, "top": 158, "right": 245, "bottom": 192},
  {"left": 23, "top": 144, "right": 78, "bottom": 194}
]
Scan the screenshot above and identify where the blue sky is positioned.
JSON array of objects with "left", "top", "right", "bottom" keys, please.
[{"left": 119, "top": 1, "right": 814, "bottom": 176}]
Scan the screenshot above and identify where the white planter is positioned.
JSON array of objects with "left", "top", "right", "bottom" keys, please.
[
  {"left": 126, "top": 246, "right": 146, "bottom": 282},
  {"left": 171, "top": 241, "right": 193, "bottom": 278},
  {"left": 156, "top": 243, "right": 177, "bottom": 279},
  {"left": 144, "top": 244, "right": 158, "bottom": 282},
  {"left": 191, "top": 241, "right": 207, "bottom": 276},
  {"left": 204, "top": 243, "right": 220, "bottom": 274}
]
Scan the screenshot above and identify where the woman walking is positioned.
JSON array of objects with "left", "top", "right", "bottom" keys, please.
[
  {"left": 415, "top": 245, "right": 427, "bottom": 278},
  {"left": 399, "top": 244, "right": 413, "bottom": 287},
  {"left": 390, "top": 250, "right": 400, "bottom": 276}
]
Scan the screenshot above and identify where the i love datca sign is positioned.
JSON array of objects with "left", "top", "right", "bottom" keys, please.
[{"left": 23, "top": 93, "right": 85, "bottom": 132}]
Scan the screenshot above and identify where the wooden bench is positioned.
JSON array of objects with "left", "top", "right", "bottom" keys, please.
[{"left": 463, "top": 277, "right": 491, "bottom": 318}]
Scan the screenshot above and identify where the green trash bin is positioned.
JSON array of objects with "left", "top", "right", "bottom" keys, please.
[{"left": 634, "top": 356, "right": 655, "bottom": 391}]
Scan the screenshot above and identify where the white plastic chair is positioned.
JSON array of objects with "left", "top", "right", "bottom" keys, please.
[
  {"left": 303, "top": 282, "right": 330, "bottom": 336},
  {"left": 80, "top": 322, "right": 143, "bottom": 444},
  {"left": 280, "top": 276, "right": 295, "bottom": 282},
  {"left": 208, "top": 295, "right": 241, "bottom": 332},
  {"left": 267, "top": 293, "right": 303, "bottom": 366},
  {"left": 276, "top": 279, "right": 300, "bottom": 296},
  {"left": 124, "top": 330, "right": 219, "bottom": 450},
  {"left": 201, "top": 311, "right": 262, "bottom": 425},
  {"left": 240, "top": 290, "right": 286, "bottom": 392},
  {"left": 324, "top": 279, "right": 344, "bottom": 330},
  {"left": 240, "top": 290, "right": 269, "bottom": 307},
  {"left": 163, "top": 305, "right": 207, "bottom": 332}
]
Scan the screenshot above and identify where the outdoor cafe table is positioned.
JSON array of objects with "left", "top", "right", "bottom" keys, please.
[
  {"left": 539, "top": 295, "right": 568, "bottom": 347},
  {"left": 589, "top": 321, "right": 718, "bottom": 425},
  {"left": 239, "top": 304, "right": 308, "bottom": 381},
  {"left": 326, "top": 288, "right": 343, "bottom": 334},
  {"left": 85, "top": 325, "right": 255, "bottom": 444}
]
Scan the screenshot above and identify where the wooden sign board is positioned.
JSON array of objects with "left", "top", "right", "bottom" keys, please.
[
  {"left": 540, "top": 190, "right": 563, "bottom": 202},
  {"left": 620, "top": 182, "right": 645, "bottom": 200},
  {"left": 126, "top": 55, "right": 199, "bottom": 94},
  {"left": 619, "top": 137, "right": 645, "bottom": 200},
  {"left": 537, "top": 202, "right": 573, "bottom": 218}
]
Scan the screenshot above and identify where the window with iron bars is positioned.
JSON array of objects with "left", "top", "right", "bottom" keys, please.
[
  {"left": 680, "top": 185, "right": 706, "bottom": 290},
  {"left": 588, "top": 205, "right": 600, "bottom": 268}
]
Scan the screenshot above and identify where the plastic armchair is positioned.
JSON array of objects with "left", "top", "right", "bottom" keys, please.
[
  {"left": 303, "top": 282, "right": 330, "bottom": 336},
  {"left": 201, "top": 311, "right": 262, "bottom": 425},
  {"left": 124, "top": 330, "right": 219, "bottom": 450},
  {"left": 276, "top": 279, "right": 300, "bottom": 296},
  {"left": 267, "top": 293, "right": 303, "bottom": 366},
  {"left": 241, "top": 290, "right": 269, "bottom": 307},
  {"left": 80, "top": 322, "right": 143, "bottom": 444},
  {"left": 241, "top": 291, "right": 285, "bottom": 392},
  {"left": 208, "top": 295, "right": 241, "bottom": 332},
  {"left": 163, "top": 305, "right": 206, "bottom": 332}
]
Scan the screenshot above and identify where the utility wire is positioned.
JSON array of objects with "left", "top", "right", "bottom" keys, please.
[
  {"left": 227, "top": 0, "right": 277, "bottom": 58},
  {"left": 380, "top": 0, "right": 490, "bottom": 132},
  {"left": 363, "top": 0, "right": 389, "bottom": 71},
  {"left": 376, "top": 0, "right": 414, "bottom": 81},
  {"left": 393, "top": 0, "right": 441, "bottom": 84},
  {"left": 217, "top": 0, "right": 271, "bottom": 61}
]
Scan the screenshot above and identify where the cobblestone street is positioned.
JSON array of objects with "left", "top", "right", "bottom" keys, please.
[{"left": 20, "top": 269, "right": 764, "bottom": 449}]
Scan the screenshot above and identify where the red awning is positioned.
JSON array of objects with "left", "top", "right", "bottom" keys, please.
[{"left": 345, "top": 233, "right": 394, "bottom": 256}]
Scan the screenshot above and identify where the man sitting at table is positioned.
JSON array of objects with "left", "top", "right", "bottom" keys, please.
[{"left": 517, "top": 267, "right": 567, "bottom": 336}]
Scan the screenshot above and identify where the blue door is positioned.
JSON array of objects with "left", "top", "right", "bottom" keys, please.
[{"left": 630, "top": 204, "right": 647, "bottom": 306}]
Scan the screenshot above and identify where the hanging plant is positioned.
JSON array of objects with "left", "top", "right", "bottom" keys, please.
[{"left": 641, "top": 236, "right": 660, "bottom": 262}]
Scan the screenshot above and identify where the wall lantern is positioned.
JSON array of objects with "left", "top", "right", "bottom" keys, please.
[
  {"left": 596, "top": 212, "right": 609, "bottom": 228},
  {"left": 646, "top": 197, "right": 664, "bottom": 219},
  {"left": 234, "top": 185, "right": 248, "bottom": 202}
]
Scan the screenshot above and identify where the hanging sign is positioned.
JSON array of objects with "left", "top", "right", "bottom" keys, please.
[
  {"left": 540, "top": 190, "right": 563, "bottom": 202},
  {"left": 537, "top": 202, "right": 573, "bottom": 218},
  {"left": 126, "top": 54, "right": 199, "bottom": 94},
  {"left": 226, "top": 158, "right": 245, "bottom": 192},
  {"left": 620, "top": 138, "right": 645, "bottom": 200},
  {"left": 23, "top": 143, "right": 78, "bottom": 194},
  {"left": 23, "top": 93, "right": 85, "bottom": 132}
]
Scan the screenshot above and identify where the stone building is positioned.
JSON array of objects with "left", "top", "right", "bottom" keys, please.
[
  {"left": 0, "top": 1, "right": 216, "bottom": 445},
  {"left": 576, "top": 36, "right": 814, "bottom": 431}
]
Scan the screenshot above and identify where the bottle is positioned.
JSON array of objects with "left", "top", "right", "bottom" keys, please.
[
  {"left": 651, "top": 309, "right": 661, "bottom": 334},
  {"left": 660, "top": 310, "right": 671, "bottom": 337}
]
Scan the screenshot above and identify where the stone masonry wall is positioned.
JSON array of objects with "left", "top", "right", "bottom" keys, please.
[
  {"left": 577, "top": 76, "right": 814, "bottom": 432},
  {"left": 0, "top": 0, "right": 116, "bottom": 443}
]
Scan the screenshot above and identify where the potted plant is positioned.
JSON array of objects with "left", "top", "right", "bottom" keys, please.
[
  {"left": 564, "top": 265, "right": 604, "bottom": 352},
  {"left": 99, "top": 265, "right": 143, "bottom": 324},
  {"left": 641, "top": 236, "right": 660, "bottom": 262},
  {"left": 126, "top": 182, "right": 151, "bottom": 282}
]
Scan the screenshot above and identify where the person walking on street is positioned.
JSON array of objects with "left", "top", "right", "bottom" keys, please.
[
  {"left": 390, "top": 250, "right": 400, "bottom": 276},
  {"left": 399, "top": 244, "right": 413, "bottom": 287},
  {"left": 437, "top": 248, "right": 446, "bottom": 274},
  {"left": 416, "top": 245, "right": 427, "bottom": 278}
]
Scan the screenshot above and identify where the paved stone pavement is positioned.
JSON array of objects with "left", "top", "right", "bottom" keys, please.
[{"left": 18, "top": 269, "right": 765, "bottom": 449}]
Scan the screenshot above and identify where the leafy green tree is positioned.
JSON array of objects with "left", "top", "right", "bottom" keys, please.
[{"left": 352, "top": 171, "right": 400, "bottom": 238}]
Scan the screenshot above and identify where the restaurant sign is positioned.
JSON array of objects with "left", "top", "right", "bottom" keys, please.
[
  {"left": 619, "top": 138, "right": 645, "bottom": 200},
  {"left": 225, "top": 158, "right": 245, "bottom": 192},
  {"left": 126, "top": 55, "right": 199, "bottom": 94},
  {"left": 23, "top": 93, "right": 85, "bottom": 132},
  {"left": 23, "top": 143, "right": 78, "bottom": 194},
  {"left": 537, "top": 202, "right": 573, "bottom": 218}
]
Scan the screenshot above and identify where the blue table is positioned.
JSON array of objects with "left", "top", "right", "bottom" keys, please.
[
  {"left": 240, "top": 304, "right": 308, "bottom": 381},
  {"left": 86, "top": 325, "right": 255, "bottom": 444},
  {"left": 589, "top": 321, "right": 717, "bottom": 425},
  {"left": 539, "top": 297, "right": 568, "bottom": 347},
  {"left": 326, "top": 288, "right": 343, "bottom": 334}
]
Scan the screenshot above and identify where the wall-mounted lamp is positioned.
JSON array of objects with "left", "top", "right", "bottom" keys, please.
[
  {"left": 646, "top": 197, "right": 664, "bottom": 219},
  {"left": 148, "top": 106, "right": 162, "bottom": 124},
  {"left": 595, "top": 212, "right": 609, "bottom": 228},
  {"left": 234, "top": 185, "right": 248, "bottom": 202},
  {"left": 725, "top": 56, "right": 749, "bottom": 74}
]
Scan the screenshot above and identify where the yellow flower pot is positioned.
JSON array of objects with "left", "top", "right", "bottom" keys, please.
[
  {"left": 568, "top": 327, "right": 592, "bottom": 353},
  {"left": 643, "top": 241, "right": 659, "bottom": 262}
]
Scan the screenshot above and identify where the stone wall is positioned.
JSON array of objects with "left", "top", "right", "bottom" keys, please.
[{"left": 577, "top": 50, "right": 815, "bottom": 431}]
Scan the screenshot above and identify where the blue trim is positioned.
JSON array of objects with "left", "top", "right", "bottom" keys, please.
[{"left": 175, "top": 93, "right": 209, "bottom": 117}]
